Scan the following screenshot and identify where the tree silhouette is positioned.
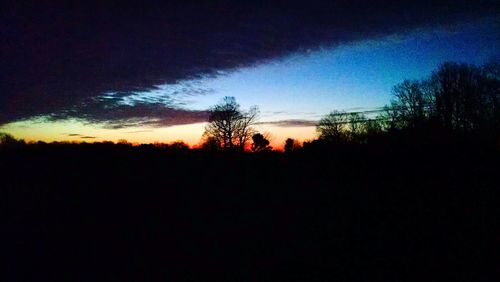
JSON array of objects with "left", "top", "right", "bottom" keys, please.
[
  {"left": 0, "top": 132, "right": 17, "bottom": 145},
  {"left": 390, "top": 80, "right": 430, "bottom": 129},
  {"left": 284, "top": 138, "right": 301, "bottom": 153},
  {"left": 170, "top": 141, "right": 189, "bottom": 151},
  {"left": 251, "top": 133, "right": 272, "bottom": 152},
  {"left": 482, "top": 62, "right": 500, "bottom": 133},
  {"left": 316, "top": 110, "right": 349, "bottom": 143},
  {"left": 369, "top": 61, "right": 500, "bottom": 147},
  {"left": 117, "top": 139, "right": 132, "bottom": 146},
  {"left": 429, "top": 62, "right": 498, "bottom": 133},
  {"left": 364, "top": 119, "right": 384, "bottom": 136},
  {"left": 203, "top": 97, "right": 258, "bottom": 151},
  {"left": 200, "top": 136, "right": 222, "bottom": 151},
  {"left": 347, "top": 112, "right": 367, "bottom": 143},
  {"left": 0, "top": 132, "right": 24, "bottom": 149},
  {"left": 235, "top": 106, "right": 259, "bottom": 151}
]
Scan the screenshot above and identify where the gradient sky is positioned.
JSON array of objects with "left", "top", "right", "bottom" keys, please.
[{"left": 1, "top": 2, "right": 498, "bottom": 148}]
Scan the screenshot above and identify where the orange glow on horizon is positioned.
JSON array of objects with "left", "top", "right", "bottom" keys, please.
[{"left": 1, "top": 119, "right": 317, "bottom": 150}]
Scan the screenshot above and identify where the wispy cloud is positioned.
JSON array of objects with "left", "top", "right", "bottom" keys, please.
[
  {"left": 257, "top": 120, "right": 318, "bottom": 127},
  {"left": 49, "top": 98, "right": 209, "bottom": 129},
  {"left": 124, "top": 130, "right": 155, "bottom": 134}
]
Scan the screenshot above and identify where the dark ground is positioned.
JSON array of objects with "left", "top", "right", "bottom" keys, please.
[{"left": 2, "top": 143, "right": 499, "bottom": 281}]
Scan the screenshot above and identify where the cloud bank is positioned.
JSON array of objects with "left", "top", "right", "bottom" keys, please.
[{"left": 1, "top": 0, "right": 497, "bottom": 126}]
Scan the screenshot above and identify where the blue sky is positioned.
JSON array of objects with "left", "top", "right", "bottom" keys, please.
[{"left": 181, "top": 19, "right": 498, "bottom": 121}]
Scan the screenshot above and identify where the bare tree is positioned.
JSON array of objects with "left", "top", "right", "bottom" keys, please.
[
  {"left": 203, "top": 97, "right": 258, "bottom": 151},
  {"left": 235, "top": 106, "right": 259, "bottom": 151},
  {"left": 364, "top": 119, "right": 383, "bottom": 136},
  {"left": 430, "top": 62, "right": 487, "bottom": 132},
  {"left": 390, "top": 79, "right": 430, "bottom": 128},
  {"left": 316, "top": 110, "right": 349, "bottom": 143},
  {"left": 381, "top": 105, "right": 403, "bottom": 131},
  {"left": 347, "top": 112, "right": 367, "bottom": 142}
]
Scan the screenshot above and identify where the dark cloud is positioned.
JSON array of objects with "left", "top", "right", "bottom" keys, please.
[
  {"left": 65, "top": 133, "right": 96, "bottom": 139},
  {"left": 1, "top": 0, "right": 497, "bottom": 126}
]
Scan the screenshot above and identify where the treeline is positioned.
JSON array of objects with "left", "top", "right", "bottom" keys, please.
[
  {"left": 313, "top": 61, "right": 500, "bottom": 150},
  {"left": 0, "top": 133, "right": 192, "bottom": 153},
  {"left": 197, "top": 61, "right": 499, "bottom": 152}
]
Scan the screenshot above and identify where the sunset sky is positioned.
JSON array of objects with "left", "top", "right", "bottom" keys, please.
[{"left": 1, "top": 1, "right": 498, "bottom": 148}]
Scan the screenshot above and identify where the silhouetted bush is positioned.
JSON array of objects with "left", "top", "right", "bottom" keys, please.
[
  {"left": 0, "top": 132, "right": 24, "bottom": 150},
  {"left": 251, "top": 133, "right": 272, "bottom": 152},
  {"left": 284, "top": 138, "right": 301, "bottom": 153}
]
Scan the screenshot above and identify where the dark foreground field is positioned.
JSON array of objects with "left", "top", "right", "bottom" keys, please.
[{"left": 3, "top": 144, "right": 499, "bottom": 281}]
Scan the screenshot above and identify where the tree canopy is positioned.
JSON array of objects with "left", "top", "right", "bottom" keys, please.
[{"left": 203, "top": 97, "right": 258, "bottom": 151}]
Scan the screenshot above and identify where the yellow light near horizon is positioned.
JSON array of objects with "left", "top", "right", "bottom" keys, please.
[
  {"left": 254, "top": 124, "right": 317, "bottom": 149},
  {"left": 0, "top": 119, "right": 207, "bottom": 146},
  {"left": 0, "top": 119, "right": 317, "bottom": 149}
]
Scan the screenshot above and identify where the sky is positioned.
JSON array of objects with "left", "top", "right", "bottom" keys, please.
[{"left": 1, "top": 1, "right": 498, "bottom": 147}]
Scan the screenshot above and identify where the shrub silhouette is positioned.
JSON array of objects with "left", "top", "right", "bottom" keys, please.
[{"left": 251, "top": 133, "right": 272, "bottom": 152}]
